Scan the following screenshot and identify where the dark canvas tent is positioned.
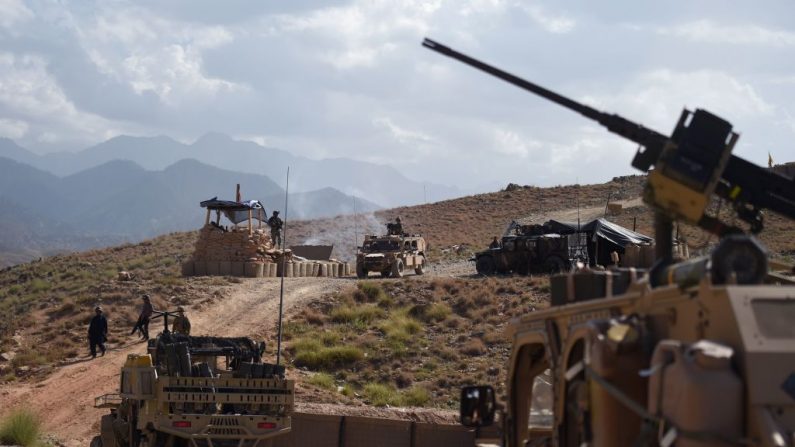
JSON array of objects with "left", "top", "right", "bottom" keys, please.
[
  {"left": 200, "top": 197, "right": 267, "bottom": 224},
  {"left": 544, "top": 218, "right": 653, "bottom": 266}
]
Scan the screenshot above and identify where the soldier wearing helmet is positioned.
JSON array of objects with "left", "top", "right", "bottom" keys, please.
[
  {"left": 268, "top": 210, "right": 284, "bottom": 249},
  {"left": 172, "top": 306, "right": 191, "bottom": 335}
]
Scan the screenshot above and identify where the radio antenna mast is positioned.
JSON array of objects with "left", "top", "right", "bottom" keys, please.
[{"left": 275, "top": 166, "right": 290, "bottom": 367}]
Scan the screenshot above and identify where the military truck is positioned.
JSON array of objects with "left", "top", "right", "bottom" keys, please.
[
  {"left": 474, "top": 223, "right": 584, "bottom": 275},
  {"left": 93, "top": 311, "right": 294, "bottom": 447},
  {"left": 356, "top": 225, "right": 427, "bottom": 278},
  {"left": 423, "top": 39, "right": 795, "bottom": 447}
]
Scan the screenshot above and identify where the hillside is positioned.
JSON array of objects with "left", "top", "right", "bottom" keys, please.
[
  {"left": 0, "top": 135, "right": 464, "bottom": 208},
  {"left": 0, "top": 157, "right": 380, "bottom": 267},
  {"left": 1, "top": 173, "right": 794, "bottom": 446}
]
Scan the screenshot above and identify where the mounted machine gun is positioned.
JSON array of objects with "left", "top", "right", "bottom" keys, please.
[{"left": 423, "top": 38, "right": 795, "bottom": 447}]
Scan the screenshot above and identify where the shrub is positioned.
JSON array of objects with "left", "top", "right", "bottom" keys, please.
[
  {"left": 357, "top": 282, "right": 385, "bottom": 302},
  {"left": 461, "top": 338, "right": 487, "bottom": 356},
  {"left": 0, "top": 408, "right": 40, "bottom": 447},
  {"left": 330, "top": 304, "right": 384, "bottom": 325},
  {"left": 307, "top": 372, "right": 335, "bottom": 390},
  {"left": 379, "top": 311, "right": 422, "bottom": 343},
  {"left": 424, "top": 303, "right": 452, "bottom": 322},
  {"left": 294, "top": 346, "right": 364, "bottom": 370},
  {"left": 363, "top": 383, "right": 402, "bottom": 407},
  {"left": 28, "top": 279, "right": 50, "bottom": 293},
  {"left": 402, "top": 386, "right": 431, "bottom": 407}
]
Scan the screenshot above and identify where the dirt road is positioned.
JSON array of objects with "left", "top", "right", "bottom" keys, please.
[{"left": 0, "top": 277, "right": 346, "bottom": 447}]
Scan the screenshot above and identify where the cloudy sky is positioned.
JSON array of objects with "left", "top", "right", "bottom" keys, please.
[{"left": 1, "top": 0, "right": 794, "bottom": 191}]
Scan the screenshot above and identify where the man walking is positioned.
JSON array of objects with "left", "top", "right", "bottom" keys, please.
[
  {"left": 131, "top": 294, "right": 154, "bottom": 340},
  {"left": 268, "top": 210, "right": 284, "bottom": 249},
  {"left": 88, "top": 306, "right": 108, "bottom": 358}
]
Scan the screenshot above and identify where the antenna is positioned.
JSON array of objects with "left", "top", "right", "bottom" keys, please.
[
  {"left": 275, "top": 166, "right": 290, "bottom": 367},
  {"left": 604, "top": 190, "right": 612, "bottom": 217},
  {"left": 353, "top": 196, "right": 358, "bottom": 253}
]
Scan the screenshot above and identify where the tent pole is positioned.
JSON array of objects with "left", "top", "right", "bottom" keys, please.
[
  {"left": 248, "top": 209, "right": 253, "bottom": 234},
  {"left": 205, "top": 209, "right": 211, "bottom": 226}
]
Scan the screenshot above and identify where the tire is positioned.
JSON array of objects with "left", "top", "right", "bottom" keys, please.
[
  {"left": 475, "top": 255, "right": 496, "bottom": 275},
  {"left": 391, "top": 259, "right": 404, "bottom": 278},
  {"left": 356, "top": 263, "right": 368, "bottom": 279},
  {"left": 381, "top": 269, "right": 392, "bottom": 278},
  {"left": 414, "top": 259, "right": 425, "bottom": 275},
  {"left": 545, "top": 255, "right": 567, "bottom": 274},
  {"left": 90, "top": 436, "right": 103, "bottom": 447}
]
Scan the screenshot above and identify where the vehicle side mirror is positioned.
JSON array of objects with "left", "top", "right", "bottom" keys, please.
[{"left": 460, "top": 385, "right": 496, "bottom": 427}]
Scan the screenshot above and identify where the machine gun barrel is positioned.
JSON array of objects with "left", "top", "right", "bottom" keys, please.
[
  {"left": 421, "top": 38, "right": 669, "bottom": 161},
  {"left": 422, "top": 38, "right": 795, "bottom": 224}
]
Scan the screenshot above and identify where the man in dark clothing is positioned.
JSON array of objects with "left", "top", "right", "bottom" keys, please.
[
  {"left": 131, "top": 294, "right": 154, "bottom": 340},
  {"left": 268, "top": 211, "right": 284, "bottom": 249},
  {"left": 88, "top": 306, "right": 108, "bottom": 358},
  {"left": 489, "top": 236, "right": 500, "bottom": 249}
]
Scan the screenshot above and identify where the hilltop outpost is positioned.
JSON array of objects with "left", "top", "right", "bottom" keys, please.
[{"left": 182, "top": 189, "right": 350, "bottom": 278}]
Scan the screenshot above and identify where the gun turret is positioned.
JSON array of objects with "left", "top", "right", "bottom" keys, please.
[{"left": 422, "top": 38, "right": 795, "bottom": 263}]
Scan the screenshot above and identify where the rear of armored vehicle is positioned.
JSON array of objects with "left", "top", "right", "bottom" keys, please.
[
  {"left": 491, "top": 276, "right": 795, "bottom": 447},
  {"left": 95, "top": 334, "right": 294, "bottom": 447}
]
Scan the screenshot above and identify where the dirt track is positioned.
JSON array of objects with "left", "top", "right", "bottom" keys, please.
[{"left": 0, "top": 277, "right": 348, "bottom": 447}]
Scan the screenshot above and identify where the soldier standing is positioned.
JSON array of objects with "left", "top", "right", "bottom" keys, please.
[
  {"left": 88, "top": 306, "right": 108, "bottom": 358},
  {"left": 172, "top": 307, "right": 192, "bottom": 335},
  {"left": 268, "top": 210, "right": 284, "bottom": 248}
]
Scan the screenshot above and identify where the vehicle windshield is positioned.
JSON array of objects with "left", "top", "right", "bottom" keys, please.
[{"left": 364, "top": 240, "right": 400, "bottom": 251}]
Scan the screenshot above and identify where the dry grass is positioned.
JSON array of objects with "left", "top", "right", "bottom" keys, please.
[
  {"left": 285, "top": 277, "right": 548, "bottom": 409},
  {"left": 0, "top": 231, "right": 226, "bottom": 381}
]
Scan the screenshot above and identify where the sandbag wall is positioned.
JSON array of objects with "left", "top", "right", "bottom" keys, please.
[
  {"left": 183, "top": 259, "right": 351, "bottom": 278},
  {"left": 183, "top": 225, "right": 351, "bottom": 278},
  {"left": 272, "top": 413, "right": 481, "bottom": 447}
]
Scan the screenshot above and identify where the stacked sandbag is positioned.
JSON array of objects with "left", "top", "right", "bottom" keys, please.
[
  {"left": 184, "top": 225, "right": 354, "bottom": 278},
  {"left": 185, "top": 225, "right": 277, "bottom": 277}
]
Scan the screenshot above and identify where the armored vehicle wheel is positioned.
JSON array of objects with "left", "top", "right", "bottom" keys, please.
[
  {"left": 356, "top": 263, "right": 368, "bottom": 279},
  {"left": 476, "top": 255, "right": 496, "bottom": 275},
  {"left": 392, "top": 259, "right": 404, "bottom": 278},
  {"left": 381, "top": 269, "right": 392, "bottom": 278},
  {"left": 90, "top": 436, "right": 103, "bottom": 447},
  {"left": 415, "top": 261, "right": 424, "bottom": 275},
  {"left": 544, "top": 255, "right": 566, "bottom": 274}
]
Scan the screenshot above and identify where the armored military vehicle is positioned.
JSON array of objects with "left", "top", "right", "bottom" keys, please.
[
  {"left": 474, "top": 222, "right": 588, "bottom": 275},
  {"left": 423, "top": 39, "right": 795, "bottom": 447},
  {"left": 356, "top": 223, "right": 427, "bottom": 278},
  {"left": 93, "top": 311, "right": 294, "bottom": 447}
]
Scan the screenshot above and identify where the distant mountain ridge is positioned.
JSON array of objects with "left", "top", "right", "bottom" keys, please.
[
  {"left": 0, "top": 134, "right": 463, "bottom": 207},
  {"left": 0, "top": 156, "right": 380, "bottom": 266}
]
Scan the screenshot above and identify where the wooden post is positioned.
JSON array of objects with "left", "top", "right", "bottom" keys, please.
[
  {"left": 205, "top": 209, "right": 211, "bottom": 226},
  {"left": 236, "top": 184, "right": 241, "bottom": 202},
  {"left": 215, "top": 210, "right": 221, "bottom": 225},
  {"left": 248, "top": 209, "right": 253, "bottom": 234}
]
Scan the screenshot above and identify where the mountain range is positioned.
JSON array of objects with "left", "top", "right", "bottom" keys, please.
[
  {"left": 0, "top": 155, "right": 381, "bottom": 266},
  {"left": 0, "top": 134, "right": 463, "bottom": 208}
]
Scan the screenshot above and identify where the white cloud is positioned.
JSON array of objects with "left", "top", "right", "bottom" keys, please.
[
  {"left": 78, "top": 6, "right": 244, "bottom": 105},
  {"left": 0, "top": 0, "right": 33, "bottom": 29},
  {"left": 492, "top": 128, "right": 543, "bottom": 157},
  {"left": 373, "top": 116, "right": 434, "bottom": 145},
  {"left": 0, "top": 118, "right": 28, "bottom": 139},
  {"left": 272, "top": 0, "right": 441, "bottom": 69},
  {"left": 583, "top": 69, "right": 774, "bottom": 131},
  {"left": 658, "top": 20, "right": 795, "bottom": 47},
  {"left": 0, "top": 52, "right": 134, "bottom": 144},
  {"left": 518, "top": 3, "right": 575, "bottom": 34}
]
